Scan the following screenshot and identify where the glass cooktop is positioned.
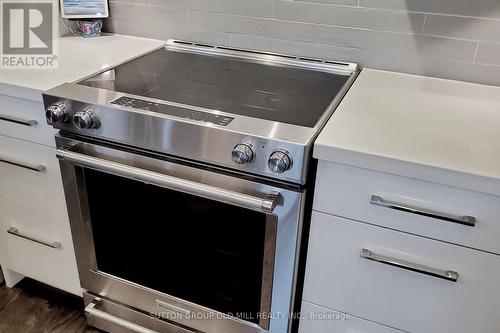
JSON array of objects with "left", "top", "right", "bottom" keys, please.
[{"left": 78, "top": 47, "right": 351, "bottom": 128}]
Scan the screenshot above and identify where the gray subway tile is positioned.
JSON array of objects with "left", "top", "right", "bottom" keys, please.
[
  {"left": 316, "top": 25, "right": 372, "bottom": 48},
  {"left": 109, "top": 0, "right": 148, "bottom": 5},
  {"left": 149, "top": 0, "right": 274, "bottom": 17},
  {"left": 189, "top": 0, "right": 273, "bottom": 16},
  {"left": 102, "top": 0, "right": 500, "bottom": 86},
  {"left": 102, "top": 18, "right": 119, "bottom": 34},
  {"left": 168, "top": 26, "right": 230, "bottom": 45},
  {"left": 301, "top": 0, "right": 358, "bottom": 6},
  {"left": 109, "top": 3, "right": 230, "bottom": 43},
  {"left": 476, "top": 43, "right": 500, "bottom": 66},
  {"left": 366, "top": 50, "right": 500, "bottom": 86},
  {"left": 359, "top": 0, "right": 500, "bottom": 19},
  {"left": 109, "top": 3, "right": 187, "bottom": 25},
  {"left": 230, "top": 34, "right": 367, "bottom": 64},
  {"left": 116, "top": 20, "right": 171, "bottom": 40},
  {"left": 424, "top": 15, "right": 500, "bottom": 43},
  {"left": 139, "top": 0, "right": 185, "bottom": 8},
  {"left": 369, "top": 32, "right": 477, "bottom": 61},
  {"left": 189, "top": 11, "right": 316, "bottom": 43},
  {"left": 274, "top": 0, "right": 425, "bottom": 33}
]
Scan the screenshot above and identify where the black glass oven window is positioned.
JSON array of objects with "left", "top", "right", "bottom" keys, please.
[
  {"left": 83, "top": 168, "right": 268, "bottom": 324},
  {"left": 78, "top": 48, "right": 350, "bottom": 127}
]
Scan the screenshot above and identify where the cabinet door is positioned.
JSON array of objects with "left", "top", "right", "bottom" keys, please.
[
  {"left": 0, "top": 135, "right": 69, "bottom": 228},
  {"left": 0, "top": 207, "right": 80, "bottom": 295},
  {"left": 303, "top": 212, "right": 500, "bottom": 333}
]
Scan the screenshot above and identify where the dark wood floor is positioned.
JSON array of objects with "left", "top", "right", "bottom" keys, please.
[{"left": 0, "top": 278, "right": 101, "bottom": 333}]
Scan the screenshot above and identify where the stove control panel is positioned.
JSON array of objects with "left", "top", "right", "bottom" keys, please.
[
  {"left": 268, "top": 150, "right": 292, "bottom": 174},
  {"left": 111, "top": 96, "right": 235, "bottom": 127},
  {"left": 231, "top": 142, "right": 294, "bottom": 175}
]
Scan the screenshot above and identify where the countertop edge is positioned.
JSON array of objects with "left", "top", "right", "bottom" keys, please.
[
  {"left": 0, "top": 83, "right": 44, "bottom": 103},
  {"left": 67, "top": 37, "right": 166, "bottom": 85},
  {"left": 0, "top": 34, "right": 166, "bottom": 101},
  {"left": 313, "top": 144, "right": 500, "bottom": 197}
]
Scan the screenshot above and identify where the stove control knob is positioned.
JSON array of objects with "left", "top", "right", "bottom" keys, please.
[
  {"left": 232, "top": 144, "right": 254, "bottom": 165},
  {"left": 73, "top": 110, "right": 98, "bottom": 129},
  {"left": 45, "top": 103, "right": 67, "bottom": 124},
  {"left": 268, "top": 150, "right": 292, "bottom": 174}
]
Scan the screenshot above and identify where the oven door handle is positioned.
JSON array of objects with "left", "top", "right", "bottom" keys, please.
[{"left": 56, "top": 149, "right": 280, "bottom": 213}]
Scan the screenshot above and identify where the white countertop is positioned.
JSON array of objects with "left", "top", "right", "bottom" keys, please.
[
  {"left": 315, "top": 69, "right": 500, "bottom": 196},
  {"left": 0, "top": 34, "right": 165, "bottom": 102}
]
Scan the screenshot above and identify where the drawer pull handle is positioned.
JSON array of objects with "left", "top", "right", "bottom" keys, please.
[
  {"left": 0, "top": 114, "right": 37, "bottom": 126},
  {"left": 370, "top": 195, "right": 476, "bottom": 227},
  {"left": 360, "top": 248, "right": 458, "bottom": 282},
  {"left": 0, "top": 156, "right": 46, "bottom": 172},
  {"left": 7, "top": 227, "right": 61, "bottom": 249}
]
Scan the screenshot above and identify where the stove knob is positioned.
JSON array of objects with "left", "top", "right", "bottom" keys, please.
[
  {"left": 45, "top": 103, "right": 66, "bottom": 124},
  {"left": 73, "top": 110, "right": 97, "bottom": 129},
  {"left": 268, "top": 150, "right": 292, "bottom": 174},
  {"left": 232, "top": 144, "right": 254, "bottom": 165}
]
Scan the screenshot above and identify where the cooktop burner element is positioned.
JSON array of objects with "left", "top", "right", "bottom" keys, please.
[
  {"left": 79, "top": 47, "right": 351, "bottom": 128},
  {"left": 43, "top": 40, "right": 360, "bottom": 185}
]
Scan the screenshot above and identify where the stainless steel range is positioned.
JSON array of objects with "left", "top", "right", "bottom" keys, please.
[{"left": 43, "top": 40, "right": 359, "bottom": 333}]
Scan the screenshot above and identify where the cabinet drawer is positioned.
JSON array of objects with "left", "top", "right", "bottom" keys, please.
[
  {"left": 0, "top": 208, "right": 80, "bottom": 295},
  {"left": 0, "top": 94, "right": 55, "bottom": 146},
  {"left": 0, "top": 95, "right": 55, "bottom": 147},
  {"left": 314, "top": 161, "right": 500, "bottom": 254},
  {"left": 299, "top": 302, "right": 404, "bottom": 333},
  {"left": 0, "top": 135, "right": 69, "bottom": 228},
  {"left": 303, "top": 212, "right": 500, "bottom": 333}
]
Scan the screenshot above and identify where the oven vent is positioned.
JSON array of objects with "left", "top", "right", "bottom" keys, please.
[
  {"left": 218, "top": 46, "right": 297, "bottom": 60},
  {"left": 298, "top": 57, "right": 323, "bottom": 63},
  {"left": 171, "top": 40, "right": 193, "bottom": 46},
  {"left": 169, "top": 40, "right": 355, "bottom": 69},
  {"left": 325, "top": 60, "right": 349, "bottom": 66},
  {"left": 193, "top": 43, "right": 213, "bottom": 48}
]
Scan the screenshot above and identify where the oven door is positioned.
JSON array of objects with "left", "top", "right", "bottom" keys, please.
[{"left": 56, "top": 135, "right": 305, "bottom": 333}]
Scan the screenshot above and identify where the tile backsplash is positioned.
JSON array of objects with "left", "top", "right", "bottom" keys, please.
[{"left": 103, "top": 0, "right": 500, "bottom": 86}]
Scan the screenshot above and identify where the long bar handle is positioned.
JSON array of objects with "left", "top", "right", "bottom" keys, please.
[
  {"left": 0, "top": 114, "right": 37, "bottom": 126},
  {"left": 85, "top": 300, "right": 158, "bottom": 333},
  {"left": 0, "top": 156, "right": 46, "bottom": 172},
  {"left": 56, "top": 149, "right": 280, "bottom": 214},
  {"left": 360, "top": 248, "right": 458, "bottom": 282},
  {"left": 370, "top": 195, "right": 476, "bottom": 227},
  {"left": 7, "top": 227, "right": 61, "bottom": 249}
]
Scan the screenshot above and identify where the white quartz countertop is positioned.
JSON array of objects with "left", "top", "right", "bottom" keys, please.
[
  {"left": 315, "top": 69, "right": 500, "bottom": 196},
  {"left": 0, "top": 34, "right": 165, "bottom": 102}
]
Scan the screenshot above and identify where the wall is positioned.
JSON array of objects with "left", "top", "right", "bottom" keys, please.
[{"left": 104, "top": 0, "right": 500, "bottom": 86}]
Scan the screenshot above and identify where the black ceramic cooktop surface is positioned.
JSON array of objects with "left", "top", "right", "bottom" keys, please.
[{"left": 79, "top": 48, "right": 350, "bottom": 127}]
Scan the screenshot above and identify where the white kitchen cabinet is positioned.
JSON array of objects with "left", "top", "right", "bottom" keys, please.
[
  {"left": 314, "top": 161, "right": 500, "bottom": 254},
  {"left": 0, "top": 34, "right": 164, "bottom": 297},
  {"left": 0, "top": 207, "right": 80, "bottom": 295},
  {"left": 0, "top": 135, "right": 70, "bottom": 228},
  {"left": 305, "top": 69, "right": 500, "bottom": 333},
  {"left": 299, "top": 302, "right": 404, "bottom": 333},
  {"left": 303, "top": 211, "right": 500, "bottom": 333},
  {"left": 0, "top": 94, "right": 56, "bottom": 147},
  {"left": 0, "top": 105, "right": 80, "bottom": 296}
]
